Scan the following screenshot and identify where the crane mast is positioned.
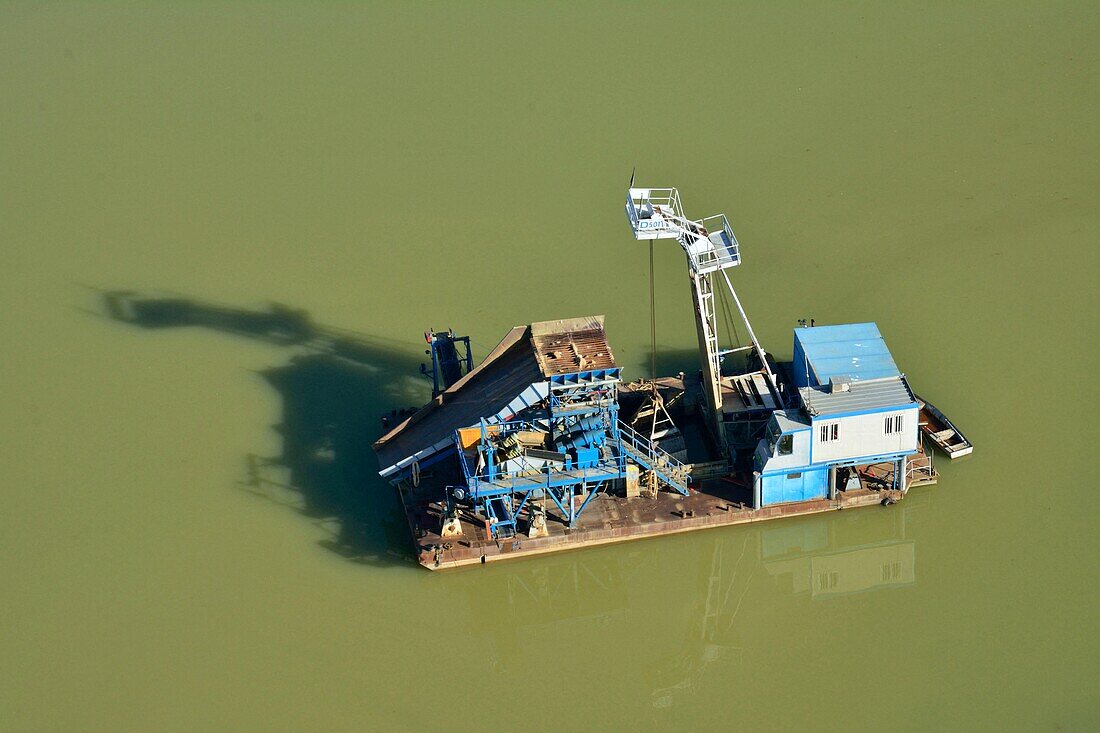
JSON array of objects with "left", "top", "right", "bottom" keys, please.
[{"left": 625, "top": 186, "right": 774, "bottom": 453}]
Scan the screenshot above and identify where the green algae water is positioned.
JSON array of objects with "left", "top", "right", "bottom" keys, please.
[{"left": 1, "top": 3, "right": 1097, "bottom": 730}]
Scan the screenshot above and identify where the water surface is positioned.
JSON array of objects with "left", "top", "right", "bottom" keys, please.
[{"left": 1, "top": 3, "right": 1096, "bottom": 730}]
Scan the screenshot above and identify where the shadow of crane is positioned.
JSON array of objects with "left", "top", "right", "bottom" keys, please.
[{"left": 100, "top": 289, "right": 427, "bottom": 568}]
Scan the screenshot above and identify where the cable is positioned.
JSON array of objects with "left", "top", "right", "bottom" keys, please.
[
  {"left": 716, "top": 279, "right": 742, "bottom": 348},
  {"left": 649, "top": 240, "right": 657, "bottom": 381}
]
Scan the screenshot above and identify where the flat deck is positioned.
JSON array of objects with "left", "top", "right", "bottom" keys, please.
[{"left": 401, "top": 452, "right": 937, "bottom": 570}]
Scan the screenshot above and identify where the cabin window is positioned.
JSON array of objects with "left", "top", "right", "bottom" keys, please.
[
  {"left": 884, "top": 415, "right": 903, "bottom": 434},
  {"left": 819, "top": 423, "right": 839, "bottom": 442},
  {"left": 778, "top": 434, "right": 793, "bottom": 455},
  {"left": 787, "top": 472, "right": 802, "bottom": 480},
  {"left": 817, "top": 571, "right": 839, "bottom": 591}
]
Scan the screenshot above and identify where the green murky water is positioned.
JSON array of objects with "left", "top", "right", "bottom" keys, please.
[{"left": 2, "top": 3, "right": 1096, "bottom": 730}]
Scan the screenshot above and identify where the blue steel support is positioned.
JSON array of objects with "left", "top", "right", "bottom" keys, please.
[
  {"left": 421, "top": 330, "right": 473, "bottom": 398},
  {"left": 461, "top": 335, "right": 473, "bottom": 374},
  {"left": 480, "top": 418, "right": 497, "bottom": 482},
  {"left": 573, "top": 480, "right": 607, "bottom": 520},
  {"left": 543, "top": 485, "right": 570, "bottom": 518},
  {"left": 513, "top": 490, "right": 533, "bottom": 521},
  {"left": 454, "top": 367, "right": 661, "bottom": 529}
]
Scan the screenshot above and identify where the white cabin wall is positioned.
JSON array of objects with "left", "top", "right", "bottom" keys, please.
[
  {"left": 811, "top": 406, "right": 918, "bottom": 463},
  {"left": 760, "top": 430, "right": 812, "bottom": 472}
]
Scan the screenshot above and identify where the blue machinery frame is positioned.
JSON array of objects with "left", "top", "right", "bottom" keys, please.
[
  {"left": 453, "top": 367, "right": 691, "bottom": 538},
  {"left": 420, "top": 329, "right": 473, "bottom": 398}
]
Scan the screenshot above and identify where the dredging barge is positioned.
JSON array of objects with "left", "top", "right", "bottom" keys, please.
[{"left": 374, "top": 185, "right": 969, "bottom": 570}]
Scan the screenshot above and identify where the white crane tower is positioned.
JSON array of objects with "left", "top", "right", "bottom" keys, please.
[{"left": 625, "top": 186, "right": 776, "bottom": 453}]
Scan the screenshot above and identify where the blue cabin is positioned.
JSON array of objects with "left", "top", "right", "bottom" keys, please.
[{"left": 754, "top": 323, "right": 919, "bottom": 507}]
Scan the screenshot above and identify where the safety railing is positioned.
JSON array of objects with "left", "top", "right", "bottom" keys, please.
[
  {"left": 625, "top": 188, "right": 739, "bottom": 274},
  {"left": 626, "top": 187, "right": 685, "bottom": 239},
  {"left": 617, "top": 422, "right": 691, "bottom": 493},
  {"left": 466, "top": 454, "right": 627, "bottom": 499},
  {"left": 682, "top": 214, "right": 741, "bottom": 274}
]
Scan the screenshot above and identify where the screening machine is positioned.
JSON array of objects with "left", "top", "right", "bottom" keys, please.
[{"left": 375, "top": 317, "right": 690, "bottom": 542}]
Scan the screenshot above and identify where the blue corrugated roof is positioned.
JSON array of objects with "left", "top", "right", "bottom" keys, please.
[{"left": 794, "top": 322, "right": 900, "bottom": 384}]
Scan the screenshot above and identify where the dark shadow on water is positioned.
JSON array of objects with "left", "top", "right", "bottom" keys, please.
[{"left": 99, "top": 290, "right": 429, "bottom": 569}]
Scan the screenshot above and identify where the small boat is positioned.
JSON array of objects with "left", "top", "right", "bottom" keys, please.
[{"left": 915, "top": 395, "right": 973, "bottom": 459}]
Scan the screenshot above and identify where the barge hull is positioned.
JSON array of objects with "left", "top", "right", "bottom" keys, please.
[{"left": 403, "top": 453, "right": 936, "bottom": 571}]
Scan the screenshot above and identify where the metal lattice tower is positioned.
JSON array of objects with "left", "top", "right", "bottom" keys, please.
[{"left": 625, "top": 186, "right": 773, "bottom": 451}]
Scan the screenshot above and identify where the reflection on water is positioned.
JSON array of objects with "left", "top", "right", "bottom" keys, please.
[
  {"left": 459, "top": 496, "right": 926, "bottom": 714},
  {"left": 760, "top": 496, "right": 922, "bottom": 600}
]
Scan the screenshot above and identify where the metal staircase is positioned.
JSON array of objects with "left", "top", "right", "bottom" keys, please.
[{"left": 618, "top": 422, "right": 691, "bottom": 495}]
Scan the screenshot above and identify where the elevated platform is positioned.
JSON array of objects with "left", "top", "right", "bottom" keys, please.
[
  {"left": 625, "top": 187, "right": 741, "bottom": 274},
  {"left": 474, "top": 464, "right": 624, "bottom": 494},
  {"left": 721, "top": 372, "right": 779, "bottom": 415}
]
